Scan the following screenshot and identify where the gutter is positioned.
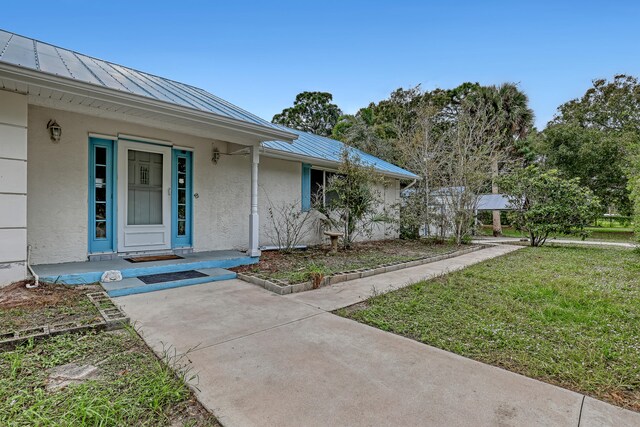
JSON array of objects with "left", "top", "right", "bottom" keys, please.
[{"left": 0, "top": 62, "right": 297, "bottom": 143}]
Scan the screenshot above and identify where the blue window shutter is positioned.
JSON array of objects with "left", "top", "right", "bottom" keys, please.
[{"left": 301, "top": 163, "right": 311, "bottom": 211}]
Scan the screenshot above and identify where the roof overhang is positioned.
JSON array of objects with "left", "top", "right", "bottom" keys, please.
[
  {"left": 261, "top": 146, "right": 420, "bottom": 181},
  {"left": 0, "top": 62, "right": 297, "bottom": 145}
]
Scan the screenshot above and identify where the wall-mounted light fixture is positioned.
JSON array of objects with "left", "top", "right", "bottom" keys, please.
[
  {"left": 47, "top": 120, "right": 62, "bottom": 143},
  {"left": 211, "top": 146, "right": 221, "bottom": 164}
]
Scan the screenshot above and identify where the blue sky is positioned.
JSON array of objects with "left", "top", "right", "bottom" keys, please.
[{"left": 3, "top": 1, "right": 639, "bottom": 129}]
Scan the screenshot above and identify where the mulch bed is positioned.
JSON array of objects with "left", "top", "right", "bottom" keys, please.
[{"left": 232, "top": 239, "right": 463, "bottom": 283}]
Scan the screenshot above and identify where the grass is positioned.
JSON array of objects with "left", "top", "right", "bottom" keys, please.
[
  {"left": 339, "top": 245, "right": 640, "bottom": 411},
  {"left": 0, "top": 282, "right": 219, "bottom": 426},
  {"left": 0, "top": 327, "right": 219, "bottom": 426},
  {"left": 479, "top": 225, "right": 635, "bottom": 243},
  {"left": 232, "top": 239, "right": 465, "bottom": 284}
]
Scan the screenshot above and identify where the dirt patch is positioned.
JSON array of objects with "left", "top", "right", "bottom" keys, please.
[
  {"left": 0, "top": 281, "right": 100, "bottom": 310},
  {"left": 0, "top": 281, "right": 102, "bottom": 333}
]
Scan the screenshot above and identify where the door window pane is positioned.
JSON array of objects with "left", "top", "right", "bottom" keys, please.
[
  {"left": 95, "top": 146, "right": 106, "bottom": 165},
  {"left": 128, "top": 149, "right": 163, "bottom": 225},
  {"left": 95, "top": 186, "right": 106, "bottom": 202},
  {"left": 96, "top": 165, "right": 106, "bottom": 181},
  {"left": 96, "top": 203, "right": 106, "bottom": 220},
  {"left": 178, "top": 220, "right": 186, "bottom": 236},
  {"left": 96, "top": 221, "right": 106, "bottom": 239}
]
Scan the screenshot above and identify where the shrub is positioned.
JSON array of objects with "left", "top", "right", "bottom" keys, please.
[{"left": 499, "top": 166, "right": 601, "bottom": 246}]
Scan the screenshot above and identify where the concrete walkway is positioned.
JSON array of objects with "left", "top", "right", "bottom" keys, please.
[{"left": 117, "top": 246, "right": 640, "bottom": 427}]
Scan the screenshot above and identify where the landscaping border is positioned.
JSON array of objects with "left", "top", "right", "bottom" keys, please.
[
  {"left": 238, "top": 245, "right": 485, "bottom": 295},
  {"left": 0, "top": 291, "right": 129, "bottom": 348}
]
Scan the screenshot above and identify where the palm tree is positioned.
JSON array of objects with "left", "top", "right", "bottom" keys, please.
[{"left": 473, "top": 84, "right": 534, "bottom": 236}]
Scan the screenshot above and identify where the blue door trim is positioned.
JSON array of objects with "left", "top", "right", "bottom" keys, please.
[
  {"left": 301, "top": 163, "right": 311, "bottom": 211},
  {"left": 88, "top": 138, "right": 116, "bottom": 254},
  {"left": 172, "top": 149, "right": 193, "bottom": 248}
]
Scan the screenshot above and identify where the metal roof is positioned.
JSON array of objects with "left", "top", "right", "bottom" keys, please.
[
  {"left": 0, "top": 29, "right": 417, "bottom": 178},
  {"left": 0, "top": 29, "right": 280, "bottom": 131},
  {"left": 264, "top": 127, "right": 419, "bottom": 180},
  {"left": 477, "top": 194, "right": 513, "bottom": 210}
]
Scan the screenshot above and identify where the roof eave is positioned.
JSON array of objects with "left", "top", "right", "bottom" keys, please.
[
  {"left": 261, "top": 146, "right": 420, "bottom": 180},
  {"left": 0, "top": 62, "right": 297, "bottom": 143}
]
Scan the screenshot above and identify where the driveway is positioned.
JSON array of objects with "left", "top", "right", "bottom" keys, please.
[{"left": 117, "top": 249, "right": 639, "bottom": 426}]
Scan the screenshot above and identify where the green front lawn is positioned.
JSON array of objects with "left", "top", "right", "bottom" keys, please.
[
  {"left": 0, "top": 282, "right": 219, "bottom": 426},
  {"left": 0, "top": 329, "right": 219, "bottom": 426},
  {"left": 339, "top": 246, "right": 640, "bottom": 411}
]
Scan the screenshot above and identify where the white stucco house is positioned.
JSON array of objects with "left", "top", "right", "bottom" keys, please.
[{"left": 0, "top": 29, "right": 418, "bottom": 290}]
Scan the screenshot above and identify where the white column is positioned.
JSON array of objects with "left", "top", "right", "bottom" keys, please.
[
  {"left": 0, "top": 91, "right": 28, "bottom": 286},
  {"left": 248, "top": 145, "right": 261, "bottom": 257}
]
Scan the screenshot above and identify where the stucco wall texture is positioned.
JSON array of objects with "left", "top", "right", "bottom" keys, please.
[{"left": 27, "top": 105, "right": 400, "bottom": 265}]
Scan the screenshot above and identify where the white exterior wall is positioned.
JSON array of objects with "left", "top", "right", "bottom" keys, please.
[
  {"left": 258, "top": 160, "right": 401, "bottom": 247},
  {"left": 0, "top": 91, "right": 28, "bottom": 286},
  {"left": 27, "top": 105, "right": 402, "bottom": 266},
  {"left": 28, "top": 105, "right": 252, "bottom": 265}
]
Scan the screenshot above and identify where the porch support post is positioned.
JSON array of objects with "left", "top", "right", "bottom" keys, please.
[{"left": 248, "top": 145, "right": 261, "bottom": 257}]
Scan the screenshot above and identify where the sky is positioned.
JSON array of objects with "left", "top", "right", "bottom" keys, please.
[{"left": 2, "top": 1, "right": 640, "bottom": 129}]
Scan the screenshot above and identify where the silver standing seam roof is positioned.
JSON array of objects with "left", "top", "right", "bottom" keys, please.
[
  {"left": 0, "top": 29, "right": 278, "bottom": 129},
  {"left": 0, "top": 29, "right": 418, "bottom": 180},
  {"left": 477, "top": 194, "right": 513, "bottom": 211},
  {"left": 264, "top": 126, "right": 420, "bottom": 180}
]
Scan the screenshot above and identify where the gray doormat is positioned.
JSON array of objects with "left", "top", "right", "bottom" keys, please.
[{"left": 137, "top": 270, "right": 208, "bottom": 284}]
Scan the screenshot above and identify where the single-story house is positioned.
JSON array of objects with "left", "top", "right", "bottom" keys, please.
[{"left": 0, "top": 29, "right": 418, "bottom": 288}]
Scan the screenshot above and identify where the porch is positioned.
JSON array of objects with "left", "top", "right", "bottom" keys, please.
[{"left": 32, "top": 250, "right": 258, "bottom": 297}]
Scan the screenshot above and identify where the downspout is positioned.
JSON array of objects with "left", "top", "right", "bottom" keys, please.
[
  {"left": 26, "top": 245, "right": 39, "bottom": 289},
  {"left": 404, "top": 179, "right": 418, "bottom": 191}
]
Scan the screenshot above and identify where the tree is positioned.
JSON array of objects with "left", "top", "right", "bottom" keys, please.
[
  {"left": 468, "top": 84, "right": 534, "bottom": 236},
  {"left": 315, "top": 149, "right": 388, "bottom": 248},
  {"left": 538, "top": 124, "right": 629, "bottom": 213},
  {"left": 398, "top": 104, "right": 443, "bottom": 239},
  {"left": 551, "top": 74, "right": 640, "bottom": 133},
  {"left": 332, "top": 108, "right": 394, "bottom": 162},
  {"left": 332, "top": 87, "right": 423, "bottom": 165},
  {"left": 436, "top": 99, "right": 505, "bottom": 244},
  {"left": 400, "top": 95, "right": 504, "bottom": 244},
  {"left": 539, "top": 74, "right": 640, "bottom": 215},
  {"left": 499, "top": 167, "right": 601, "bottom": 246},
  {"left": 272, "top": 91, "right": 342, "bottom": 137}
]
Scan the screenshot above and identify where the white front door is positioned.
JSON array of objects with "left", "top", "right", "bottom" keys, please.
[{"left": 117, "top": 141, "right": 172, "bottom": 253}]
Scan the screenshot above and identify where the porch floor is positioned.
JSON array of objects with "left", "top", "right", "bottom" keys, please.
[{"left": 33, "top": 250, "right": 257, "bottom": 285}]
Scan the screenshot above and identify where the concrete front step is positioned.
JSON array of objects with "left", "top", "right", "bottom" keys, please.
[
  {"left": 33, "top": 250, "right": 257, "bottom": 285},
  {"left": 103, "top": 268, "right": 237, "bottom": 297}
]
